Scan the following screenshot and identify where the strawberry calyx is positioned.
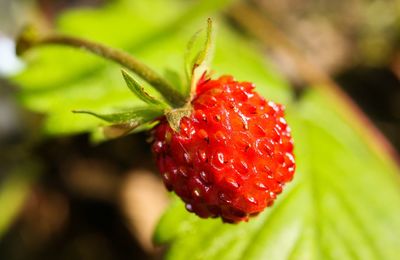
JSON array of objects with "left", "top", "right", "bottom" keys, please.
[
  {"left": 16, "top": 20, "right": 216, "bottom": 137},
  {"left": 165, "top": 18, "right": 215, "bottom": 133}
]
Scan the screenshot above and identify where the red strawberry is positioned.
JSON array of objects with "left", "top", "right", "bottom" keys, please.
[
  {"left": 20, "top": 19, "right": 296, "bottom": 223},
  {"left": 152, "top": 75, "right": 295, "bottom": 223}
]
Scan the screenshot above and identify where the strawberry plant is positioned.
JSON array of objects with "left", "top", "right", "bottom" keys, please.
[{"left": 2, "top": 0, "right": 400, "bottom": 259}]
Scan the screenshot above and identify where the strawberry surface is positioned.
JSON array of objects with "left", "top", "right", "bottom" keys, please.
[{"left": 152, "top": 75, "right": 295, "bottom": 223}]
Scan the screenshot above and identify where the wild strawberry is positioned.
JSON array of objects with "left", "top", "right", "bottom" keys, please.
[
  {"left": 22, "top": 19, "right": 295, "bottom": 223},
  {"left": 151, "top": 75, "right": 295, "bottom": 223}
]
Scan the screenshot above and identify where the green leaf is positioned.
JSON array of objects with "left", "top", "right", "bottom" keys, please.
[{"left": 121, "top": 70, "right": 167, "bottom": 107}]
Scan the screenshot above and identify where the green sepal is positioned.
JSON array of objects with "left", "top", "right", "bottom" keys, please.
[
  {"left": 73, "top": 106, "right": 164, "bottom": 134},
  {"left": 164, "top": 19, "right": 215, "bottom": 133},
  {"left": 186, "top": 18, "right": 215, "bottom": 97},
  {"left": 185, "top": 29, "right": 203, "bottom": 83},
  {"left": 121, "top": 69, "right": 168, "bottom": 107},
  {"left": 193, "top": 19, "right": 214, "bottom": 72}
]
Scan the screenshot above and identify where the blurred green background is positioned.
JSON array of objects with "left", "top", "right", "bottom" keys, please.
[{"left": 1, "top": 0, "right": 400, "bottom": 259}]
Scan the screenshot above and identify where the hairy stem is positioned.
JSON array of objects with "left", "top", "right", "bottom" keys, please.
[{"left": 16, "top": 28, "right": 187, "bottom": 107}]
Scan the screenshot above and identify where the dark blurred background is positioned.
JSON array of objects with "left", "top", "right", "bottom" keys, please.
[{"left": 0, "top": 0, "right": 399, "bottom": 259}]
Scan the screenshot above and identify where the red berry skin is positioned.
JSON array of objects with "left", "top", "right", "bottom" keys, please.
[{"left": 151, "top": 76, "right": 295, "bottom": 223}]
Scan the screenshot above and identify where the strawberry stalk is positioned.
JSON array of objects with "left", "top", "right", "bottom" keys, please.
[{"left": 16, "top": 27, "right": 187, "bottom": 108}]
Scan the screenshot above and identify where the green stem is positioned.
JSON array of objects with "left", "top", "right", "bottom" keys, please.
[{"left": 16, "top": 29, "right": 187, "bottom": 107}]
